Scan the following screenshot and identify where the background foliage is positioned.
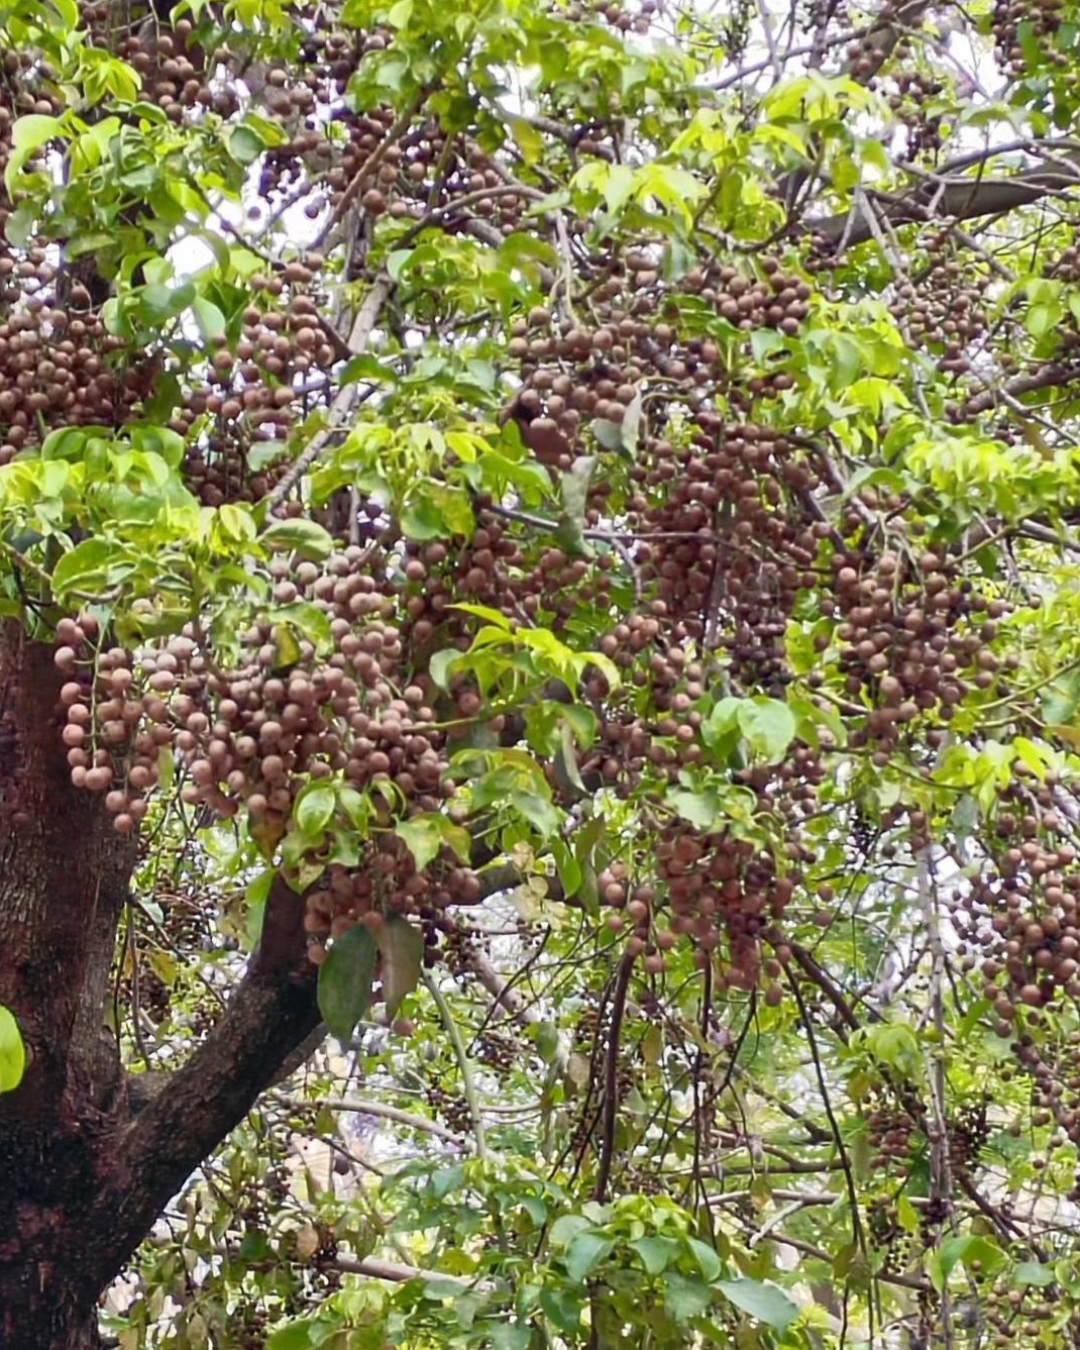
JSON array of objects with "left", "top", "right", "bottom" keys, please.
[{"left": 5, "top": 0, "right": 1080, "bottom": 1344}]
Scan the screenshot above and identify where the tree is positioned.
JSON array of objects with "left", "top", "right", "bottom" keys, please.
[{"left": 4, "top": 0, "right": 1080, "bottom": 1344}]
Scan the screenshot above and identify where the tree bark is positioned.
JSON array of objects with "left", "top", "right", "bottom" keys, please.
[
  {"left": 811, "top": 152, "right": 1080, "bottom": 248},
  {"left": 0, "top": 622, "right": 323, "bottom": 1348},
  {"left": 0, "top": 622, "right": 134, "bottom": 1347}
]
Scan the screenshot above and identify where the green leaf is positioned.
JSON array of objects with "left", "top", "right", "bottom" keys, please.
[
  {"left": 375, "top": 916, "right": 424, "bottom": 1018},
  {"left": 67, "top": 230, "right": 120, "bottom": 259},
  {"left": 138, "top": 280, "right": 196, "bottom": 323},
  {"left": 317, "top": 925, "right": 378, "bottom": 1042},
  {"left": 294, "top": 781, "right": 337, "bottom": 838},
  {"left": 449, "top": 603, "right": 514, "bottom": 630},
  {"left": 563, "top": 1232, "right": 614, "bottom": 1284},
  {"left": 929, "top": 1235, "right": 1007, "bottom": 1293},
  {"left": 548, "top": 1214, "right": 591, "bottom": 1245},
  {"left": 395, "top": 813, "right": 470, "bottom": 869},
  {"left": 52, "top": 538, "right": 130, "bottom": 598},
  {"left": 0, "top": 1005, "right": 26, "bottom": 1093},
  {"left": 1042, "top": 667, "right": 1080, "bottom": 724},
  {"left": 41, "top": 427, "right": 93, "bottom": 461},
  {"left": 228, "top": 124, "right": 266, "bottom": 166},
  {"left": 5, "top": 205, "right": 36, "bottom": 248},
  {"left": 261, "top": 518, "right": 334, "bottom": 561},
  {"left": 487, "top": 1324, "right": 531, "bottom": 1350},
  {"left": 557, "top": 455, "right": 596, "bottom": 554},
  {"left": 630, "top": 1235, "right": 681, "bottom": 1275},
  {"left": 737, "top": 698, "right": 797, "bottom": 763},
  {"left": 539, "top": 1287, "right": 583, "bottom": 1335},
  {"left": 716, "top": 1279, "right": 799, "bottom": 1331},
  {"left": 266, "top": 1320, "right": 317, "bottom": 1350},
  {"left": 508, "top": 115, "right": 544, "bottom": 165},
  {"left": 272, "top": 624, "right": 302, "bottom": 669},
  {"left": 271, "top": 602, "right": 333, "bottom": 650},
  {"left": 5, "top": 114, "right": 63, "bottom": 196},
  {"left": 666, "top": 786, "right": 730, "bottom": 831},
  {"left": 400, "top": 482, "right": 474, "bottom": 540},
  {"left": 428, "top": 648, "right": 464, "bottom": 691},
  {"left": 387, "top": 248, "right": 414, "bottom": 281},
  {"left": 664, "top": 1272, "right": 712, "bottom": 1323},
  {"left": 1012, "top": 1261, "right": 1054, "bottom": 1288},
  {"left": 686, "top": 1236, "right": 723, "bottom": 1283},
  {"left": 591, "top": 418, "right": 626, "bottom": 453},
  {"left": 191, "top": 296, "right": 227, "bottom": 343}
]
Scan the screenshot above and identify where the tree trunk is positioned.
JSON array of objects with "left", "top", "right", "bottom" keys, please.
[
  {"left": 0, "top": 622, "right": 133, "bottom": 1347},
  {"left": 0, "top": 621, "right": 323, "bottom": 1344}
]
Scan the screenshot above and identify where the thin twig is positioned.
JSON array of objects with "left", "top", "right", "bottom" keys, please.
[
  {"left": 424, "top": 972, "right": 488, "bottom": 1161},
  {"left": 593, "top": 950, "right": 634, "bottom": 1202},
  {"left": 266, "top": 276, "right": 391, "bottom": 513},
  {"left": 314, "top": 90, "right": 432, "bottom": 250},
  {"left": 270, "top": 1091, "right": 462, "bottom": 1142},
  {"left": 784, "top": 965, "right": 867, "bottom": 1259}
]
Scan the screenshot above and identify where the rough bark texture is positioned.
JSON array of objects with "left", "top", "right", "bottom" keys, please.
[
  {"left": 0, "top": 622, "right": 322, "bottom": 1349},
  {"left": 813, "top": 151, "right": 1080, "bottom": 248}
]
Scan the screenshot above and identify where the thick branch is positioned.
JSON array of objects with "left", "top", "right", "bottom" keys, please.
[
  {"left": 963, "top": 362, "right": 1080, "bottom": 415},
  {"left": 812, "top": 154, "right": 1080, "bottom": 248},
  {"left": 94, "top": 875, "right": 321, "bottom": 1288},
  {"left": 0, "top": 624, "right": 137, "bottom": 1121}
]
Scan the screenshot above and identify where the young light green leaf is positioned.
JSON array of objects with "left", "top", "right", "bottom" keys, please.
[
  {"left": 293, "top": 780, "right": 337, "bottom": 838},
  {"left": 0, "top": 1005, "right": 26, "bottom": 1093},
  {"left": 52, "top": 538, "right": 131, "bottom": 599},
  {"left": 227, "top": 124, "right": 265, "bottom": 166},
  {"left": 191, "top": 296, "right": 227, "bottom": 343},
  {"left": 737, "top": 698, "right": 797, "bottom": 764},
  {"left": 929, "top": 1235, "right": 1007, "bottom": 1293},
  {"left": 395, "top": 813, "right": 471, "bottom": 870}
]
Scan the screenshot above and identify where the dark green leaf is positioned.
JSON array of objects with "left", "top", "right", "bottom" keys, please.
[
  {"left": 375, "top": 917, "right": 424, "bottom": 1018},
  {"left": 261, "top": 518, "right": 335, "bottom": 561},
  {"left": 317, "top": 925, "right": 378, "bottom": 1042},
  {"left": 630, "top": 1235, "right": 681, "bottom": 1275},
  {"left": 266, "top": 1320, "right": 317, "bottom": 1350},
  {"left": 563, "top": 1232, "right": 614, "bottom": 1284},
  {"left": 716, "top": 1278, "right": 799, "bottom": 1331},
  {"left": 664, "top": 1272, "right": 713, "bottom": 1323},
  {"left": 539, "top": 1287, "right": 583, "bottom": 1335}
]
